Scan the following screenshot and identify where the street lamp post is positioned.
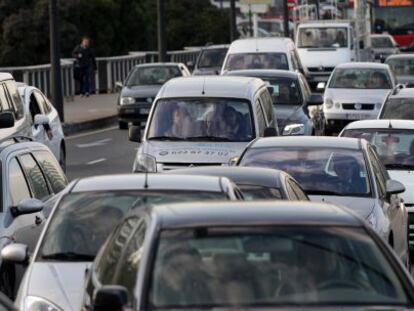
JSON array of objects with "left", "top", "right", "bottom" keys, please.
[
  {"left": 157, "top": 0, "right": 167, "bottom": 62},
  {"left": 230, "top": 0, "right": 237, "bottom": 41},
  {"left": 283, "top": 0, "right": 290, "bottom": 37},
  {"left": 49, "top": 0, "right": 64, "bottom": 121}
]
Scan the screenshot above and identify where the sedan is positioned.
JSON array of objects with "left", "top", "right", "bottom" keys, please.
[
  {"left": 165, "top": 166, "right": 309, "bottom": 200},
  {"left": 386, "top": 54, "right": 414, "bottom": 85},
  {"left": 83, "top": 201, "right": 414, "bottom": 310},
  {"left": 237, "top": 136, "right": 409, "bottom": 266},
  {"left": 371, "top": 34, "right": 400, "bottom": 63},
  {"left": 4, "top": 174, "right": 242, "bottom": 311},
  {"left": 116, "top": 63, "right": 191, "bottom": 129},
  {"left": 225, "top": 69, "right": 324, "bottom": 135}
]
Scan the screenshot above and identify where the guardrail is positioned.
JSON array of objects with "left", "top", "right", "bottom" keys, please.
[{"left": 0, "top": 48, "right": 203, "bottom": 98}]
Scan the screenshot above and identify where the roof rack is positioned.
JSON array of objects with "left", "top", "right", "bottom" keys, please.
[{"left": 0, "top": 135, "right": 33, "bottom": 146}]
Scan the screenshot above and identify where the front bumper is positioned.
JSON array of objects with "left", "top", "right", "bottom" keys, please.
[{"left": 117, "top": 103, "right": 151, "bottom": 123}]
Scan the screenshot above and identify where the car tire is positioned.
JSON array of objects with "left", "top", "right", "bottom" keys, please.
[
  {"left": 59, "top": 144, "right": 66, "bottom": 173},
  {"left": 0, "top": 264, "right": 15, "bottom": 300},
  {"left": 119, "top": 121, "right": 128, "bottom": 130}
]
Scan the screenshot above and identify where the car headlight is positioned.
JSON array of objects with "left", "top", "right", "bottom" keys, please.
[
  {"left": 325, "top": 98, "right": 334, "bottom": 109},
  {"left": 120, "top": 97, "right": 135, "bottom": 105},
  {"left": 133, "top": 153, "right": 157, "bottom": 173},
  {"left": 24, "top": 296, "right": 62, "bottom": 311},
  {"left": 283, "top": 123, "right": 305, "bottom": 136}
]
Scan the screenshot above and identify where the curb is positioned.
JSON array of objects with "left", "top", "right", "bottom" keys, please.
[{"left": 63, "top": 115, "right": 118, "bottom": 136}]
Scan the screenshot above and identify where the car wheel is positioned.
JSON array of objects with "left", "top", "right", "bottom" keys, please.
[
  {"left": 59, "top": 144, "right": 66, "bottom": 173},
  {"left": 0, "top": 264, "right": 15, "bottom": 299},
  {"left": 119, "top": 121, "right": 128, "bottom": 130}
]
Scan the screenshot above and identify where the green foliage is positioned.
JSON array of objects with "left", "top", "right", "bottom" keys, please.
[{"left": 0, "top": 0, "right": 230, "bottom": 66}]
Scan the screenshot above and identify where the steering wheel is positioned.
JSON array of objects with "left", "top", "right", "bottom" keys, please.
[{"left": 317, "top": 279, "right": 370, "bottom": 291}]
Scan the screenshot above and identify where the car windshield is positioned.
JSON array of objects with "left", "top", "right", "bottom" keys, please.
[
  {"left": 149, "top": 226, "right": 409, "bottom": 308},
  {"left": 147, "top": 98, "right": 254, "bottom": 142},
  {"left": 297, "top": 27, "right": 348, "bottom": 48},
  {"left": 224, "top": 53, "right": 289, "bottom": 71},
  {"left": 342, "top": 129, "right": 414, "bottom": 170},
  {"left": 198, "top": 49, "right": 227, "bottom": 69},
  {"left": 260, "top": 76, "right": 302, "bottom": 105},
  {"left": 126, "top": 66, "right": 181, "bottom": 86},
  {"left": 372, "top": 37, "right": 394, "bottom": 48},
  {"left": 239, "top": 147, "right": 370, "bottom": 196},
  {"left": 329, "top": 68, "right": 392, "bottom": 89},
  {"left": 39, "top": 190, "right": 227, "bottom": 260},
  {"left": 387, "top": 58, "right": 414, "bottom": 76},
  {"left": 238, "top": 185, "right": 283, "bottom": 200},
  {"left": 380, "top": 98, "right": 414, "bottom": 119}
]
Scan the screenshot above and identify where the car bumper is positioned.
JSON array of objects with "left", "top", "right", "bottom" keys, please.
[{"left": 117, "top": 103, "right": 151, "bottom": 123}]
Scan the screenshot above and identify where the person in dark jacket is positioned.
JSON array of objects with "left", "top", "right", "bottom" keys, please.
[{"left": 72, "top": 37, "right": 97, "bottom": 96}]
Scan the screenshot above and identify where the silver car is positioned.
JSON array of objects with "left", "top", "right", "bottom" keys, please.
[
  {"left": 371, "top": 34, "right": 400, "bottom": 62},
  {"left": 320, "top": 62, "right": 395, "bottom": 134},
  {"left": 4, "top": 174, "right": 242, "bottom": 311},
  {"left": 238, "top": 136, "right": 409, "bottom": 266},
  {"left": 386, "top": 54, "right": 414, "bottom": 85}
]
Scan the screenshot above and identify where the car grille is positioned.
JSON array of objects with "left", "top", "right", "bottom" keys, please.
[
  {"left": 161, "top": 162, "right": 223, "bottom": 171},
  {"left": 134, "top": 97, "right": 153, "bottom": 104},
  {"left": 408, "top": 210, "right": 414, "bottom": 246},
  {"left": 307, "top": 67, "right": 335, "bottom": 73},
  {"left": 342, "top": 103, "right": 374, "bottom": 110}
]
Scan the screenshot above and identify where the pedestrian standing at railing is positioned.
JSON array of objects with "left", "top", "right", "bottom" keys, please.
[{"left": 72, "top": 36, "right": 97, "bottom": 97}]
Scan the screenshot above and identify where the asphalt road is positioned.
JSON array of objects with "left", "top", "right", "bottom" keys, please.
[{"left": 66, "top": 126, "right": 137, "bottom": 180}]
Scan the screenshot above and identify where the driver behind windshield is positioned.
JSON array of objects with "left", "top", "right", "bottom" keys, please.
[
  {"left": 368, "top": 72, "right": 389, "bottom": 89},
  {"left": 334, "top": 31, "right": 346, "bottom": 47},
  {"left": 332, "top": 155, "right": 366, "bottom": 194},
  {"left": 224, "top": 106, "right": 246, "bottom": 140}
]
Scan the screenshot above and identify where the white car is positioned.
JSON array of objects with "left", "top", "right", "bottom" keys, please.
[
  {"left": 17, "top": 84, "right": 66, "bottom": 170},
  {"left": 371, "top": 34, "right": 400, "bottom": 63},
  {"left": 321, "top": 62, "right": 395, "bottom": 133},
  {"left": 378, "top": 85, "right": 414, "bottom": 119},
  {"left": 129, "top": 76, "right": 278, "bottom": 172},
  {"left": 340, "top": 119, "right": 414, "bottom": 255}
]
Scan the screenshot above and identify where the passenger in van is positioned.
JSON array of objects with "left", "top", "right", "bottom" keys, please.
[
  {"left": 165, "top": 105, "right": 193, "bottom": 138},
  {"left": 224, "top": 106, "right": 245, "bottom": 140},
  {"left": 249, "top": 56, "right": 264, "bottom": 69},
  {"left": 228, "top": 55, "right": 245, "bottom": 70},
  {"left": 205, "top": 105, "right": 227, "bottom": 137}
]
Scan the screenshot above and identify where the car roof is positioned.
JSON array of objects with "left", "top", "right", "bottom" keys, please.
[
  {"left": 71, "top": 174, "right": 229, "bottom": 193},
  {"left": 157, "top": 76, "right": 266, "bottom": 99},
  {"left": 343, "top": 119, "right": 414, "bottom": 130},
  {"left": 202, "top": 44, "right": 229, "bottom": 50},
  {"left": 386, "top": 54, "right": 414, "bottom": 60},
  {"left": 165, "top": 166, "right": 285, "bottom": 188},
  {"left": 249, "top": 136, "right": 362, "bottom": 150},
  {"left": 336, "top": 62, "right": 390, "bottom": 70},
  {"left": 0, "top": 140, "right": 49, "bottom": 155},
  {"left": 135, "top": 62, "right": 183, "bottom": 68},
  {"left": 150, "top": 201, "right": 363, "bottom": 228},
  {"left": 297, "top": 20, "right": 351, "bottom": 28},
  {"left": 0, "top": 73, "right": 14, "bottom": 82},
  {"left": 225, "top": 69, "right": 299, "bottom": 79},
  {"left": 228, "top": 37, "right": 294, "bottom": 54},
  {"left": 389, "top": 87, "right": 414, "bottom": 98}
]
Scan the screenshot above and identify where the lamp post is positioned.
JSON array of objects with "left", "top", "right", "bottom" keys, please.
[
  {"left": 230, "top": 0, "right": 237, "bottom": 41},
  {"left": 157, "top": 0, "right": 167, "bottom": 62}
]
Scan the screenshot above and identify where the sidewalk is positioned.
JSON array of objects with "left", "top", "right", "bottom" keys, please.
[{"left": 63, "top": 94, "right": 118, "bottom": 135}]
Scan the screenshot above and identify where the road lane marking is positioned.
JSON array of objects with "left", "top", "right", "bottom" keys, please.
[
  {"left": 67, "top": 126, "right": 118, "bottom": 140},
  {"left": 86, "top": 158, "right": 107, "bottom": 165},
  {"left": 76, "top": 138, "right": 112, "bottom": 148}
]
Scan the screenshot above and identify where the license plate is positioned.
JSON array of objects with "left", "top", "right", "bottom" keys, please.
[
  {"left": 140, "top": 108, "right": 150, "bottom": 114},
  {"left": 125, "top": 108, "right": 135, "bottom": 114},
  {"left": 346, "top": 113, "right": 369, "bottom": 120}
]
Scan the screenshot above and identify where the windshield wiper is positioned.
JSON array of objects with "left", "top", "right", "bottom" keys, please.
[
  {"left": 385, "top": 163, "right": 414, "bottom": 170},
  {"left": 306, "top": 190, "right": 346, "bottom": 196},
  {"left": 186, "top": 136, "right": 233, "bottom": 142},
  {"left": 41, "top": 252, "right": 95, "bottom": 261},
  {"left": 147, "top": 136, "right": 185, "bottom": 141}
]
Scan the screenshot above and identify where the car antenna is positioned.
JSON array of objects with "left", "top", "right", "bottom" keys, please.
[
  {"left": 202, "top": 76, "right": 206, "bottom": 95},
  {"left": 388, "top": 120, "right": 393, "bottom": 129}
]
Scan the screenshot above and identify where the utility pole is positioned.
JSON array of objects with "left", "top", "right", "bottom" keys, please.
[
  {"left": 49, "top": 0, "right": 64, "bottom": 121},
  {"left": 283, "top": 0, "right": 290, "bottom": 37},
  {"left": 230, "top": 0, "right": 237, "bottom": 41},
  {"left": 248, "top": 5, "right": 253, "bottom": 37},
  {"left": 157, "top": 0, "right": 167, "bottom": 62}
]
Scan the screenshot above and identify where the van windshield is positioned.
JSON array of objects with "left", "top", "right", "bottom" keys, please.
[
  {"left": 297, "top": 27, "right": 348, "bottom": 48},
  {"left": 224, "top": 53, "right": 289, "bottom": 71},
  {"left": 147, "top": 98, "right": 254, "bottom": 142}
]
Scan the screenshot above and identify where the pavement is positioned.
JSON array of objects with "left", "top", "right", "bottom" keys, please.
[{"left": 62, "top": 94, "right": 119, "bottom": 135}]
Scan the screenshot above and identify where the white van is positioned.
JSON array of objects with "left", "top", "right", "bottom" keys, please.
[{"left": 221, "top": 38, "right": 306, "bottom": 76}]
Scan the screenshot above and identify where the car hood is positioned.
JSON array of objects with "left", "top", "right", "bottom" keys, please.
[
  {"left": 141, "top": 141, "right": 248, "bottom": 164},
  {"left": 193, "top": 67, "right": 221, "bottom": 76},
  {"left": 120, "top": 85, "right": 161, "bottom": 98},
  {"left": 309, "top": 195, "right": 375, "bottom": 218},
  {"left": 325, "top": 88, "right": 390, "bottom": 103},
  {"left": 275, "top": 105, "right": 306, "bottom": 122},
  {"left": 389, "top": 170, "right": 414, "bottom": 204},
  {"left": 25, "top": 262, "right": 90, "bottom": 311}
]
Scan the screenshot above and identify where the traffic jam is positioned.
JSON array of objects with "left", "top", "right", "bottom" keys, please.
[{"left": 2, "top": 1, "right": 414, "bottom": 310}]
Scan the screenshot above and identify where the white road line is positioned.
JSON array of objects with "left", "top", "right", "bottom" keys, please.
[
  {"left": 86, "top": 158, "right": 107, "bottom": 165},
  {"left": 67, "top": 126, "right": 118, "bottom": 140},
  {"left": 76, "top": 138, "right": 112, "bottom": 148}
]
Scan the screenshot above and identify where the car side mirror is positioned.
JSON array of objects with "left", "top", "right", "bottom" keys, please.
[
  {"left": 93, "top": 285, "right": 128, "bottom": 311},
  {"left": 264, "top": 127, "right": 278, "bottom": 137},
  {"left": 11, "top": 198, "right": 43, "bottom": 218},
  {"left": 1, "top": 243, "right": 29, "bottom": 265},
  {"left": 186, "top": 61, "right": 194, "bottom": 72},
  {"left": 34, "top": 114, "right": 49, "bottom": 126},
  {"left": 307, "top": 94, "right": 323, "bottom": 106},
  {"left": 386, "top": 179, "right": 405, "bottom": 197},
  {"left": 316, "top": 82, "right": 326, "bottom": 91},
  {"left": 266, "top": 86, "right": 274, "bottom": 95},
  {"left": 115, "top": 81, "right": 123, "bottom": 91},
  {"left": 128, "top": 125, "right": 142, "bottom": 143},
  {"left": 0, "top": 112, "right": 15, "bottom": 129},
  {"left": 228, "top": 156, "right": 240, "bottom": 166}
]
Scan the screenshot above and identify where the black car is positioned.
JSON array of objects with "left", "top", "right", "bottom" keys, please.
[
  {"left": 116, "top": 63, "right": 191, "bottom": 129},
  {"left": 191, "top": 44, "right": 229, "bottom": 76},
  {"left": 165, "top": 166, "right": 309, "bottom": 200},
  {"left": 225, "top": 69, "right": 325, "bottom": 135},
  {"left": 82, "top": 201, "right": 414, "bottom": 310}
]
